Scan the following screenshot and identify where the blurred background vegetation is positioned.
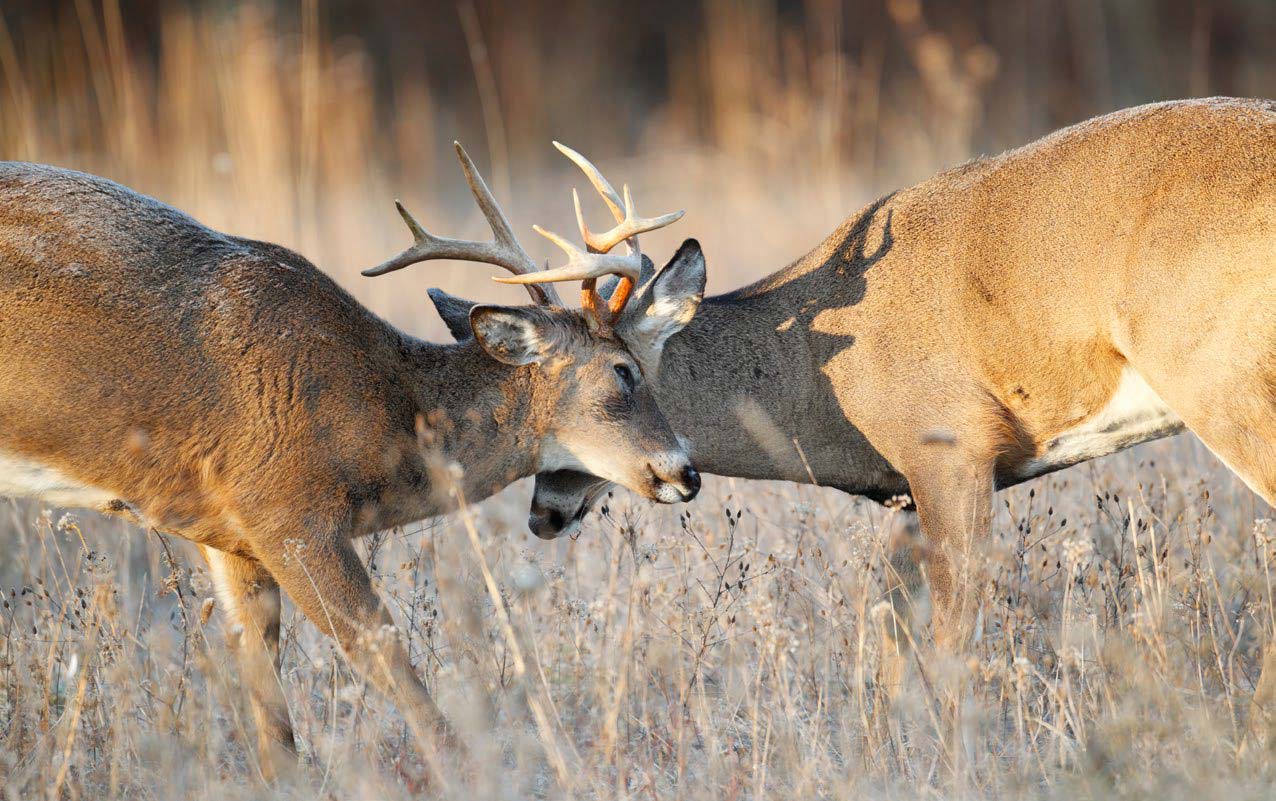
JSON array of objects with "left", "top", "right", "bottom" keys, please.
[
  {"left": 5, "top": 4, "right": 1276, "bottom": 796},
  {"left": 5, "top": 0, "right": 1276, "bottom": 167},
  {"left": 3, "top": 0, "right": 1275, "bottom": 337}
]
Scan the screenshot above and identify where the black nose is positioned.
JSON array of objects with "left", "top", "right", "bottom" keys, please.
[
  {"left": 528, "top": 508, "right": 565, "bottom": 540},
  {"left": 681, "top": 465, "right": 701, "bottom": 499}
]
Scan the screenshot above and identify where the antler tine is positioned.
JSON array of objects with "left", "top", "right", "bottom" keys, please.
[
  {"left": 452, "top": 145, "right": 564, "bottom": 307},
  {"left": 493, "top": 225, "right": 641, "bottom": 285},
  {"left": 452, "top": 143, "right": 525, "bottom": 264},
  {"left": 553, "top": 141, "right": 685, "bottom": 326},
  {"left": 557, "top": 141, "right": 686, "bottom": 257},
  {"left": 554, "top": 141, "right": 624, "bottom": 222},
  {"left": 363, "top": 142, "right": 560, "bottom": 306},
  {"left": 573, "top": 184, "right": 686, "bottom": 255}
]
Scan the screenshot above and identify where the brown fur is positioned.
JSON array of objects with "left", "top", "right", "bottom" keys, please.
[{"left": 0, "top": 161, "right": 696, "bottom": 776}]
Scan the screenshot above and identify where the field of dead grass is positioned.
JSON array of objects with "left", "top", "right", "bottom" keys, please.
[{"left": 4, "top": 3, "right": 1276, "bottom": 799}]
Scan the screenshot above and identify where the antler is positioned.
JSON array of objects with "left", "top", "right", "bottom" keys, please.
[
  {"left": 538, "top": 141, "right": 685, "bottom": 328},
  {"left": 364, "top": 141, "right": 682, "bottom": 333},
  {"left": 363, "top": 142, "right": 561, "bottom": 306}
]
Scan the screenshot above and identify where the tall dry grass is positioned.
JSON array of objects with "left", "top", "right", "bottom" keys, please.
[{"left": 3, "top": 2, "right": 1276, "bottom": 799}]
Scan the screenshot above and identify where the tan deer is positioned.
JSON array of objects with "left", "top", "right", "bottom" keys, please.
[
  {"left": 0, "top": 142, "right": 702, "bottom": 776},
  {"left": 442, "top": 99, "right": 1276, "bottom": 669}
]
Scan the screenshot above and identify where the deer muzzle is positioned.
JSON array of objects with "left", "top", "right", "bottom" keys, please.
[
  {"left": 528, "top": 505, "right": 574, "bottom": 540},
  {"left": 647, "top": 458, "right": 700, "bottom": 504}
]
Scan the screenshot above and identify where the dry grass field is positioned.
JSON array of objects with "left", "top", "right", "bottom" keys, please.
[{"left": 4, "top": 2, "right": 1276, "bottom": 799}]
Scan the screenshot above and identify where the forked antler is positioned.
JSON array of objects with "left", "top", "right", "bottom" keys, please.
[
  {"left": 365, "top": 141, "right": 682, "bottom": 332},
  {"left": 359, "top": 142, "right": 558, "bottom": 304},
  {"left": 571, "top": 184, "right": 684, "bottom": 255},
  {"left": 514, "top": 141, "right": 685, "bottom": 329},
  {"left": 363, "top": 142, "right": 576, "bottom": 305}
]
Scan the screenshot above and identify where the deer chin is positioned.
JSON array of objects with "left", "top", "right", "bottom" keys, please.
[{"left": 537, "top": 440, "right": 698, "bottom": 504}]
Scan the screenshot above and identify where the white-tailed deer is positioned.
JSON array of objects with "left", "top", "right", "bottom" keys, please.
[
  {"left": 440, "top": 99, "right": 1276, "bottom": 659},
  {"left": 0, "top": 142, "right": 701, "bottom": 776}
]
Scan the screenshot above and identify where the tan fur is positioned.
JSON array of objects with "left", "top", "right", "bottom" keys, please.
[
  {"left": 0, "top": 162, "right": 697, "bottom": 776},
  {"left": 533, "top": 98, "right": 1276, "bottom": 642}
]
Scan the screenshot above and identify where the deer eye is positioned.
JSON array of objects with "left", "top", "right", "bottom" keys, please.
[{"left": 613, "top": 363, "right": 636, "bottom": 393}]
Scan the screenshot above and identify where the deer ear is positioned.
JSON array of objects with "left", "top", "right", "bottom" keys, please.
[
  {"left": 617, "top": 239, "right": 706, "bottom": 368},
  {"left": 428, "top": 288, "right": 477, "bottom": 341},
  {"left": 470, "top": 305, "right": 560, "bottom": 366}
]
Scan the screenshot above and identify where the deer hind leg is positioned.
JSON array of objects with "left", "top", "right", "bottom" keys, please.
[
  {"left": 1182, "top": 422, "right": 1276, "bottom": 754},
  {"left": 252, "top": 533, "right": 451, "bottom": 758},
  {"left": 199, "top": 545, "right": 297, "bottom": 781},
  {"left": 1149, "top": 380, "right": 1276, "bottom": 753}
]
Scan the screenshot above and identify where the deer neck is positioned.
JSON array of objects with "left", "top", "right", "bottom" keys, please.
[
  {"left": 655, "top": 281, "right": 819, "bottom": 483},
  {"left": 402, "top": 338, "right": 543, "bottom": 510},
  {"left": 653, "top": 235, "right": 904, "bottom": 498}
]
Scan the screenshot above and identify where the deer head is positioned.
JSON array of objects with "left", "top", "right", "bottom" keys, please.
[{"left": 367, "top": 142, "right": 702, "bottom": 503}]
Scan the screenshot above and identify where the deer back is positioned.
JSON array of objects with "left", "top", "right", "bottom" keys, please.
[{"left": 0, "top": 163, "right": 432, "bottom": 539}]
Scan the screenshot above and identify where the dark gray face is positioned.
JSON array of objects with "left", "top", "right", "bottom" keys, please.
[{"left": 527, "top": 470, "right": 616, "bottom": 539}]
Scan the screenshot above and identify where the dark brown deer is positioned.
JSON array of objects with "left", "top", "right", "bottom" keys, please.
[{"left": 0, "top": 142, "right": 702, "bottom": 776}]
